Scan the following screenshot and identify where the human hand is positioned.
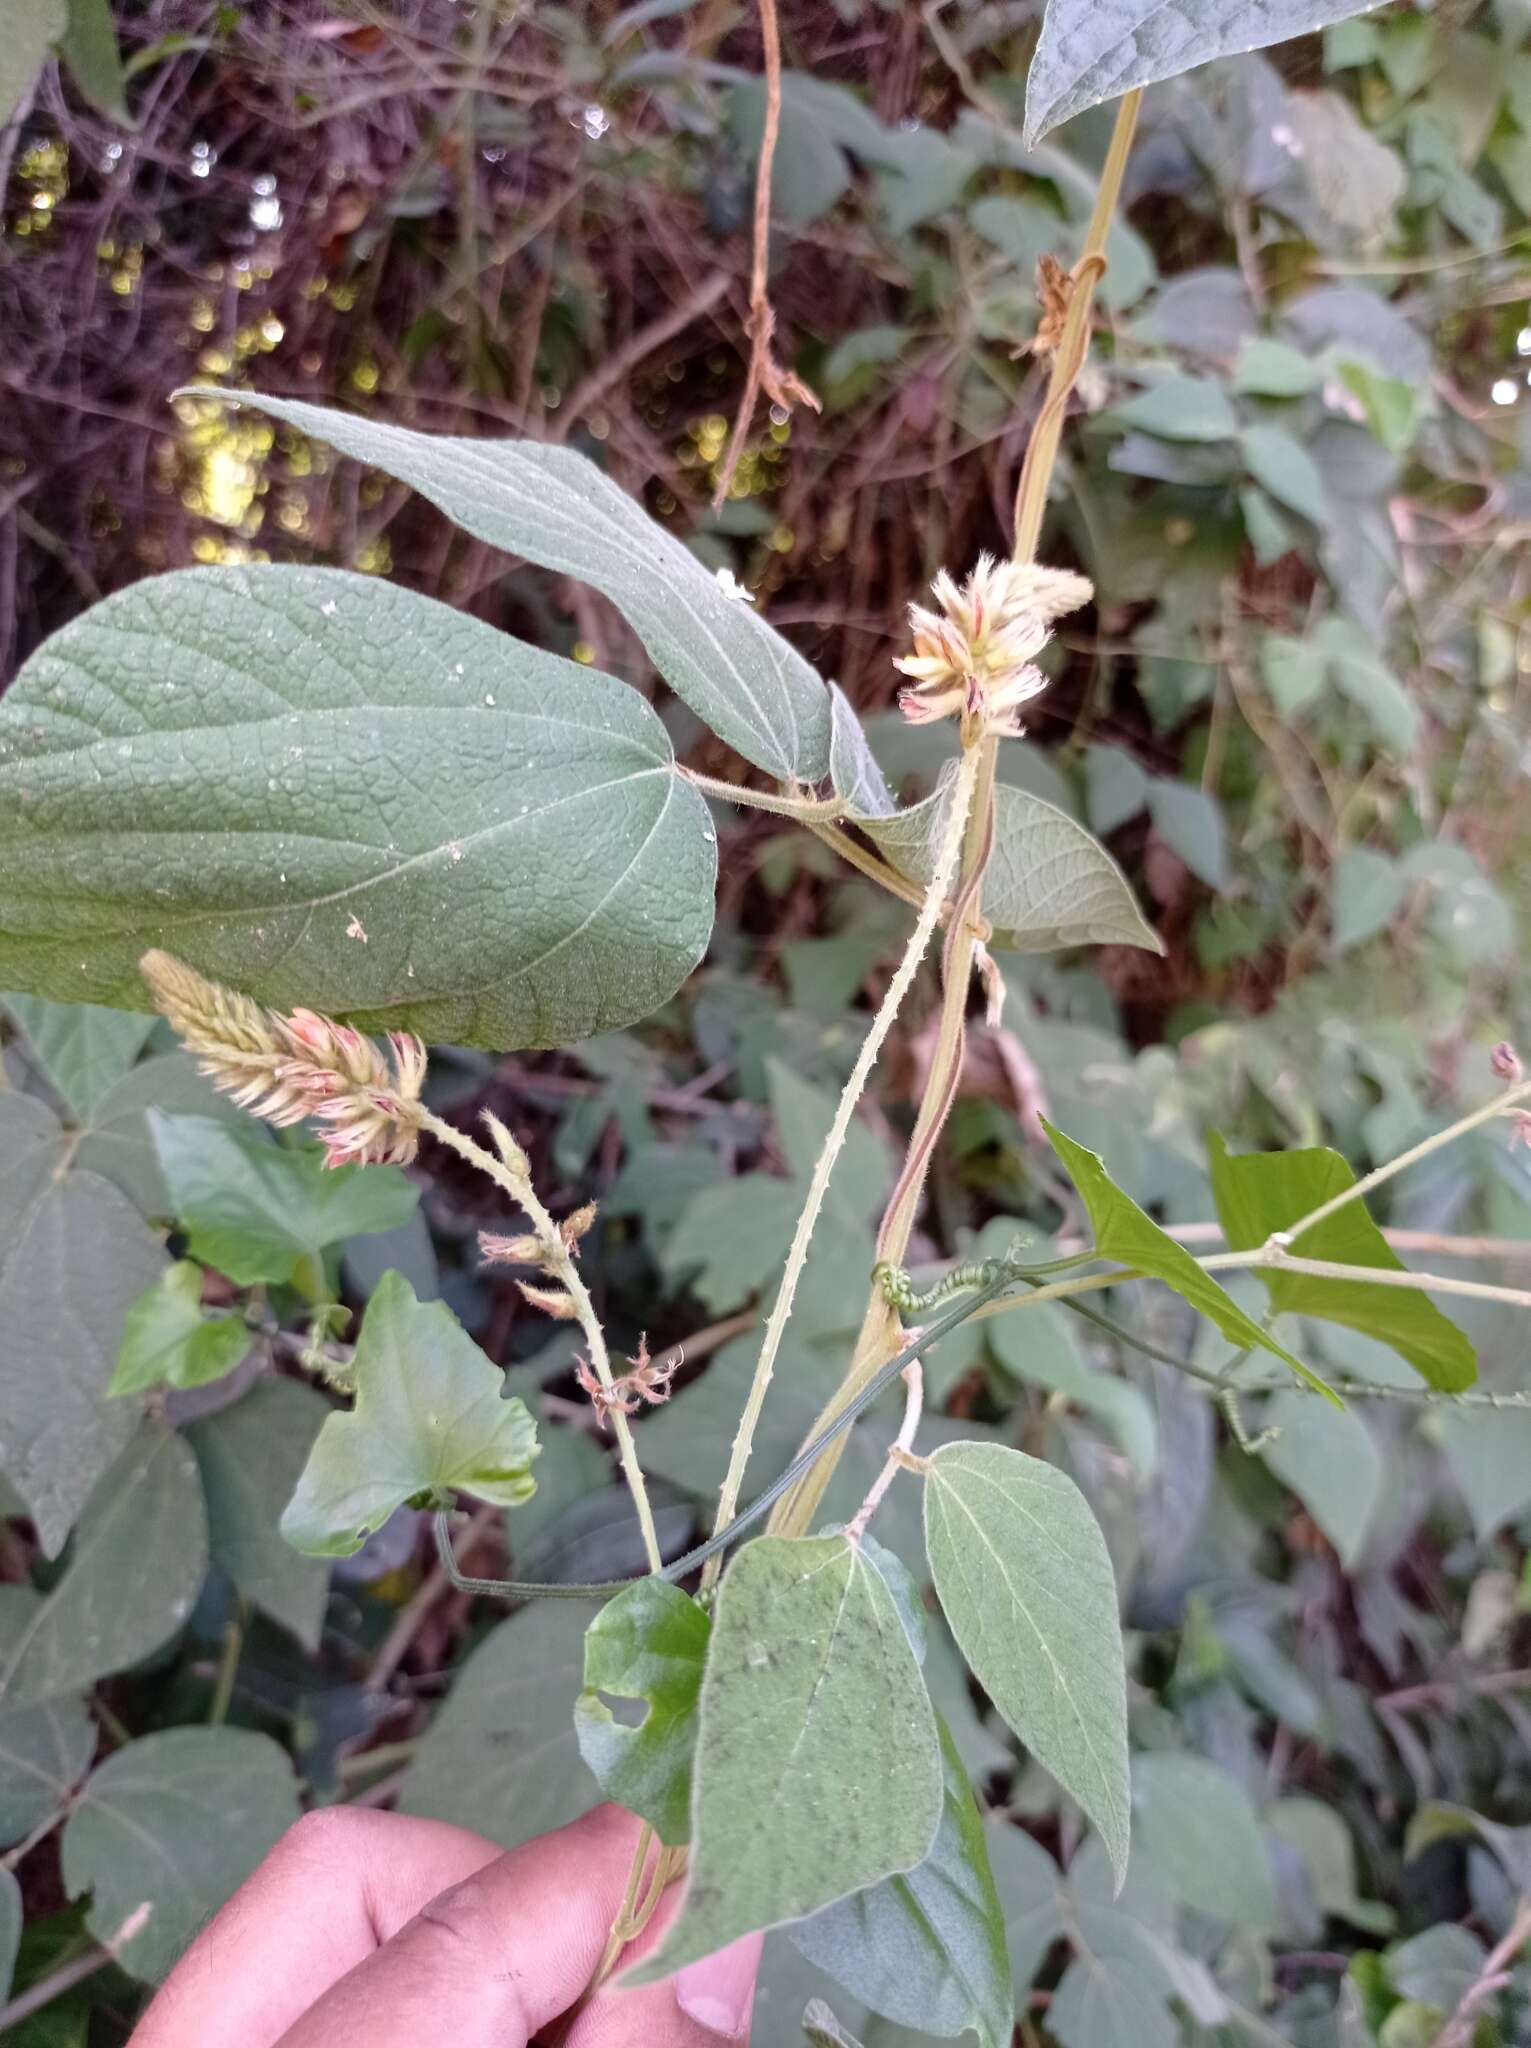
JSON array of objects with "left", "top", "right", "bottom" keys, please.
[{"left": 129, "top": 1803, "right": 760, "bottom": 2047}]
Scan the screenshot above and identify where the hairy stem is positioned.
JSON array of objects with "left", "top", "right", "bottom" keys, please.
[
  {"left": 418, "top": 1108, "right": 663, "bottom": 1574},
  {"left": 682, "top": 769, "right": 849, "bottom": 822},
  {"left": 1277, "top": 1076, "right": 1531, "bottom": 1242},
  {"left": 846, "top": 1361, "right": 925, "bottom": 1546},
  {"left": 703, "top": 743, "right": 981, "bottom": 1588}
]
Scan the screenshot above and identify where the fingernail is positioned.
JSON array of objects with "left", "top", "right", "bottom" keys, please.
[{"left": 675, "top": 1931, "right": 763, "bottom": 2038}]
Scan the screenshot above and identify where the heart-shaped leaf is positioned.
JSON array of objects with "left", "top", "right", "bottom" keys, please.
[
  {"left": 574, "top": 1577, "right": 711, "bottom": 1845},
  {"left": 0, "top": 564, "right": 717, "bottom": 1050},
  {"left": 150, "top": 1113, "right": 417, "bottom": 1289},
  {"left": 110, "top": 1260, "right": 251, "bottom": 1397},
  {"left": 183, "top": 392, "right": 832, "bottom": 784},
  {"left": 1044, "top": 1122, "right": 1338, "bottom": 1402},
  {"left": 281, "top": 1272, "right": 540, "bottom": 1557},
  {"left": 630, "top": 1534, "right": 943, "bottom": 1981},
  {"left": 61, "top": 1728, "right": 301, "bottom": 1982},
  {"left": 924, "top": 1441, "right": 1131, "bottom": 1884},
  {"left": 861, "top": 773, "right": 1161, "bottom": 955},
  {"left": 1207, "top": 1134, "right": 1476, "bottom": 1391}
]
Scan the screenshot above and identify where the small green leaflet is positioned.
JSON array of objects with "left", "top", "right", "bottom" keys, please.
[
  {"left": 574, "top": 1577, "right": 711, "bottom": 1846},
  {"left": 1, "top": 0, "right": 65, "bottom": 130},
  {"left": 0, "top": 1693, "right": 96, "bottom": 1850},
  {"left": 923, "top": 1441, "right": 1130, "bottom": 1884},
  {"left": 629, "top": 1535, "right": 943, "bottom": 1983},
  {"left": 181, "top": 392, "right": 832, "bottom": 785},
  {"left": 0, "top": 1428, "right": 207, "bottom": 1710},
  {"left": 149, "top": 1114, "right": 419, "bottom": 1289},
  {"left": 790, "top": 1715, "right": 1012, "bottom": 2048},
  {"left": 1108, "top": 376, "right": 1237, "bottom": 443},
  {"left": 110, "top": 1261, "right": 250, "bottom": 1397},
  {"left": 1043, "top": 1121, "right": 1339, "bottom": 1403},
  {"left": 0, "top": 565, "right": 717, "bottom": 1052},
  {"left": 1207, "top": 1133, "right": 1476, "bottom": 1392},
  {"left": 60, "top": 1728, "right": 301, "bottom": 1982},
  {"left": 1259, "top": 1390, "right": 1382, "bottom": 1566},
  {"left": 281, "top": 1272, "right": 540, "bottom": 1557}
]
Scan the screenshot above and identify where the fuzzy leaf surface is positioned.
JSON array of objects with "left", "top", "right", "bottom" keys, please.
[
  {"left": 186, "top": 393, "right": 831, "bottom": 783},
  {"left": 631, "top": 1535, "right": 943, "bottom": 1981},
  {"left": 924, "top": 1441, "right": 1130, "bottom": 1882},
  {"left": 0, "top": 565, "right": 716, "bottom": 1050}
]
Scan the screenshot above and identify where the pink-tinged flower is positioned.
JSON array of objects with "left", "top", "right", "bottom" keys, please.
[
  {"left": 140, "top": 951, "right": 426, "bottom": 1169},
  {"left": 894, "top": 554, "right": 1092, "bottom": 741}
]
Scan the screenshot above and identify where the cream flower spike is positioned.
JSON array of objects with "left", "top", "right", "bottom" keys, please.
[
  {"left": 894, "top": 554, "right": 1093, "bottom": 741},
  {"left": 140, "top": 950, "right": 426, "bottom": 1169}
]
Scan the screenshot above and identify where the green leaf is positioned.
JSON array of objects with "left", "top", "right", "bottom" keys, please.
[
  {"left": 1109, "top": 376, "right": 1238, "bottom": 444},
  {"left": 0, "top": 565, "right": 718, "bottom": 1050},
  {"left": 1044, "top": 1122, "right": 1338, "bottom": 1401},
  {"left": 183, "top": 393, "right": 830, "bottom": 783},
  {"left": 150, "top": 1114, "right": 418, "bottom": 1288},
  {"left": 1023, "top": 0, "right": 1392, "bottom": 145},
  {"left": 60, "top": 1728, "right": 300, "bottom": 1982},
  {"left": 0, "top": 1428, "right": 207, "bottom": 1710},
  {"left": 1259, "top": 632, "right": 1328, "bottom": 718},
  {"left": 863, "top": 775, "right": 1162, "bottom": 956},
  {"left": 923, "top": 1441, "right": 1130, "bottom": 1883},
  {"left": 1267, "top": 1797, "right": 1395, "bottom": 1936},
  {"left": 109, "top": 1262, "right": 250, "bottom": 1398},
  {"left": 829, "top": 684, "right": 896, "bottom": 820},
  {"left": 1207, "top": 1134, "right": 1476, "bottom": 1392},
  {"left": 58, "top": 0, "right": 128, "bottom": 123},
  {"left": 72, "top": 1051, "right": 240, "bottom": 1216},
  {"left": 1239, "top": 425, "right": 1329, "bottom": 525},
  {"left": 399, "top": 1600, "right": 598, "bottom": 1848},
  {"left": 0, "top": 996, "right": 153, "bottom": 1118},
  {"left": 1048, "top": 1952, "right": 1178, "bottom": 2048},
  {"left": 0, "top": 1867, "right": 17, "bottom": 2004},
  {"left": 0, "top": 0, "right": 65, "bottom": 129},
  {"left": 1131, "top": 1753, "right": 1278, "bottom": 1929},
  {"left": 631, "top": 1535, "right": 943, "bottom": 1982},
  {"left": 1387, "top": 1924, "right": 1486, "bottom": 2010},
  {"left": 185, "top": 1379, "right": 332, "bottom": 1651},
  {"left": 1239, "top": 486, "right": 1298, "bottom": 568},
  {"left": 1331, "top": 847, "right": 1407, "bottom": 951},
  {"left": 574, "top": 1578, "right": 710, "bottom": 1846},
  {"left": 1146, "top": 780, "right": 1228, "bottom": 890},
  {"left": 1259, "top": 1389, "right": 1382, "bottom": 1565},
  {"left": 1314, "top": 618, "right": 1419, "bottom": 755},
  {"left": 1084, "top": 746, "right": 1149, "bottom": 836},
  {"left": 0, "top": 1094, "right": 165, "bottom": 1556},
  {"left": 1232, "top": 339, "right": 1323, "bottom": 398},
  {"left": 988, "top": 1824, "right": 1067, "bottom": 1995},
  {"left": 1335, "top": 357, "right": 1421, "bottom": 452},
  {"left": 790, "top": 1715, "right": 1012, "bottom": 2048},
  {"left": 0, "top": 1694, "right": 95, "bottom": 1849},
  {"left": 1437, "top": 1409, "right": 1531, "bottom": 1542},
  {"left": 282, "top": 1273, "right": 539, "bottom": 1557}
]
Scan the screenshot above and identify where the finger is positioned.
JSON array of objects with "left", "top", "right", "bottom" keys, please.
[
  {"left": 129, "top": 1808, "right": 504, "bottom": 2048},
  {"left": 272, "top": 1804, "right": 650, "bottom": 2048},
  {"left": 568, "top": 1932, "right": 763, "bottom": 2047},
  {"left": 567, "top": 1856, "right": 762, "bottom": 2048}
]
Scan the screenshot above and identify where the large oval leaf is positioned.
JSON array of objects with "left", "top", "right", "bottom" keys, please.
[
  {"left": 0, "top": 565, "right": 716, "bottom": 1050},
  {"left": 924, "top": 1441, "right": 1131, "bottom": 1883},
  {"left": 860, "top": 772, "right": 1161, "bottom": 955},
  {"left": 186, "top": 391, "right": 832, "bottom": 784},
  {"left": 630, "top": 1534, "right": 943, "bottom": 1982}
]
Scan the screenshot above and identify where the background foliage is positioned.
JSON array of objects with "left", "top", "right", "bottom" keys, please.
[{"left": 2, "top": 1, "right": 1531, "bottom": 2042}]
